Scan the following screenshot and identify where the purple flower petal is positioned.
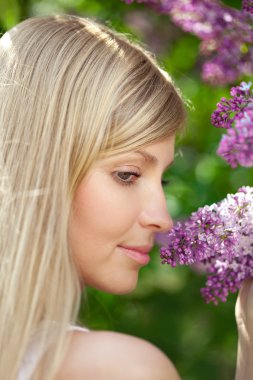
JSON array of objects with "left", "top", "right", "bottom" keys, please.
[{"left": 160, "top": 187, "right": 253, "bottom": 304}]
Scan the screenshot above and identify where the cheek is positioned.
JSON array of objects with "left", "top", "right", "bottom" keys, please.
[
  {"left": 68, "top": 171, "right": 145, "bottom": 294},
  {"left": 69, "top": 176, "right": 139, "bottom": 248}
]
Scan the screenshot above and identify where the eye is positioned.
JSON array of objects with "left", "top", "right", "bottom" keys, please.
[{"left": 113, "top": 171, "right": 141, "bottom": 186}]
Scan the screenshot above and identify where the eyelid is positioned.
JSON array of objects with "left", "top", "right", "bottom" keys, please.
[
  {"left": 114, "top": 164, "right": 140, "bottom": 171},
  {"left": 113, "top": 165, "right": 141, "bottom": 176},
  {"left": 112, "top": 168, "right": 141, "bottom": 186}
]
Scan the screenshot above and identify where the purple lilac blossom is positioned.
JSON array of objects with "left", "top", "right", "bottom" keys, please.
[
  {"left": 211, "top": 82, "right": 253, "bottom": 167},
  {"left": 211, "top": 82, "right": 253, "bottom": 129},
  {"left": 217, "top": 107, "right": 253, "bottom": 168},
  {"left": 243, "top": 0, "right": 253, "bottom": 14},
  {"left": 160, "top": 187, "right": 253, "bottom": 304},
  {"left": 123, "top": 0, "right": 253, "bottom": 85}
]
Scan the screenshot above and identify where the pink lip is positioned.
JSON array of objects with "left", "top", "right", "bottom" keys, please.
[{"left": 118, "top": 245, "right": 152, "bottom": 265}]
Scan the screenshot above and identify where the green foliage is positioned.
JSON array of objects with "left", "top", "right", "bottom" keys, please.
[
  {"left": 0, "top": 0, "right": 20, "bottom": 31},
  {"left": 1, "top": 1, "right": 251, "bottom": 378}
]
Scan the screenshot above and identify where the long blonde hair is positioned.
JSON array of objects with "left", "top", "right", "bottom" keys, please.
[{"left": 0, "top": 15, "right": 186, "bottom": 380}]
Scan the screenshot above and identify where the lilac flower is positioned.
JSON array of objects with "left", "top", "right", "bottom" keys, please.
[
  {"left": 243, "top": 0, "right": 253, "bottom": 14},
  {"left": 211, "top": 82, "right": 253, "bottom": 167},
  {"left": 211, "top": 82, "right": 253, "bottom": 129},
  {"left": 202, "top": 59, "right": 239, "bottom": 87},
  {"left": 217, "top": 107, "right": 253, "bottom": 168},
  {"left": 123, "top": 0, "right": 253, "bottom": 85},
  {"left": 160, "top": 187, "right": 253, "bottom": 304}
]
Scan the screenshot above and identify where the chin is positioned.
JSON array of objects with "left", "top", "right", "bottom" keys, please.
[
  {"left": 112, "top": 284, "right": 138, "bottom": 295},
  {"left": 93, "top": 276, "right": 139, "bottom": 295}
]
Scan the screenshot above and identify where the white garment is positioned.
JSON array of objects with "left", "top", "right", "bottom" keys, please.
[{"left": 17, "top": 325, "right": 89, "bottom": 380}]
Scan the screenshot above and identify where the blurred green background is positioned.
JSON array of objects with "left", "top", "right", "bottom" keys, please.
[{"left": 1, "top": 1, "right": 252, "bottom": 379}]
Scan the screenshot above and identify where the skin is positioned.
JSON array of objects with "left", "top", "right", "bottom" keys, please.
[
  {"left": 55, "top": 330, "right": 181, "bottom": 380},
  {"left": 66, "top": 134, "right": 252, "bottom": 380},
  {"left": 56, "top": 135, "right": 181, "bottom": 380},
  {"left": 68, "top": 135, "right": 175, "bottom": 294}
]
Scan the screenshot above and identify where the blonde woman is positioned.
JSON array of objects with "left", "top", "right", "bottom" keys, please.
[{"left": 0, "top": 14, "right": 249, "bottom": 380}]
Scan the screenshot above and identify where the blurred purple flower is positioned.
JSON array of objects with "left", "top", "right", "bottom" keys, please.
[
  {"left": 123, "top": 0, "right": 253, "bottom": 85},
  {"left": 243, "top": 0, "right": 253, "bottom": 14},
  {"left": 211, "top": 82, "right": 253, "bottom": 167},
  {"left": 160, "top": 187, "right": 253, "bottom": 304},
  {"left": 217, "top": 107, "right": 253, "bottom": 168}
]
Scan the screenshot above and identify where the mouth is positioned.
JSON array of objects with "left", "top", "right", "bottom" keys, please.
[{"left": 117, "top": 244, "right": 152, "bottom": 265}]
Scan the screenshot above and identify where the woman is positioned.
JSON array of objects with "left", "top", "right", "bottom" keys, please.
[{"left": 0, "top": 14, "right": 250, "bottom": 380}]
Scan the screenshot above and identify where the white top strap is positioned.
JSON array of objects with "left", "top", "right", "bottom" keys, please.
[
  {"left": 68, "top": 325, "right": 90, "bottom": 333},
  {"left": 17, "top": 325, "right": 89, "bottom": 380}
]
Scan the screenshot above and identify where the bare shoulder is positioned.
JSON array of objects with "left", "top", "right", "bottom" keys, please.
[{"left": 54, "top": 330, "right": 181, "bottom": 380}]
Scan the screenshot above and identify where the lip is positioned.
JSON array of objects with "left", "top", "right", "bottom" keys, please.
[{"left": 117, "top": 245, "right": 152, "bottom": 265}]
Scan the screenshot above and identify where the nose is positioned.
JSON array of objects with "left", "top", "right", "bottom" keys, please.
[{"left": 139, "top": 189, "right": 173, "bottom": 233}]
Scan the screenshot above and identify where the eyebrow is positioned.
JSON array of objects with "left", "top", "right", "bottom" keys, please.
[{"left": 135, "top": 150, "right": 174, "bottom": 170}]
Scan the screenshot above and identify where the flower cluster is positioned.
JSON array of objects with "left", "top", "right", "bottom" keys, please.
[
  {"left": 211, "top": 82, "right": 253, "bottom": 129},
  {"left": 123, "top": 0, "right": 253, "bottom": 85},
  {"left": 211, "top": 82, "right": 253, "bottom": 167},
  {"left": 160, "top": 187, "right": 253, "bottom": 304},
  {"left": 243, "top": 0, "right": 253, "bottom": 14}
]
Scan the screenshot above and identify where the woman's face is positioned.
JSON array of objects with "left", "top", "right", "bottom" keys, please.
[{"left": 68, "top": 136, "right": 175, "bottom": 294}]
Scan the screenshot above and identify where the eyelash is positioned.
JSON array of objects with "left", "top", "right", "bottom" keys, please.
[
  {"left": 113, "top": 171, "right": 171, "bottom": 188},
  {"left": 113, "top": 171, "right": 141, "bottom": 186}
]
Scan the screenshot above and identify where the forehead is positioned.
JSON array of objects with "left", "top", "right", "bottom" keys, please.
[{"left": 97, "top": 136, "right": 175, "bottom": 168}]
